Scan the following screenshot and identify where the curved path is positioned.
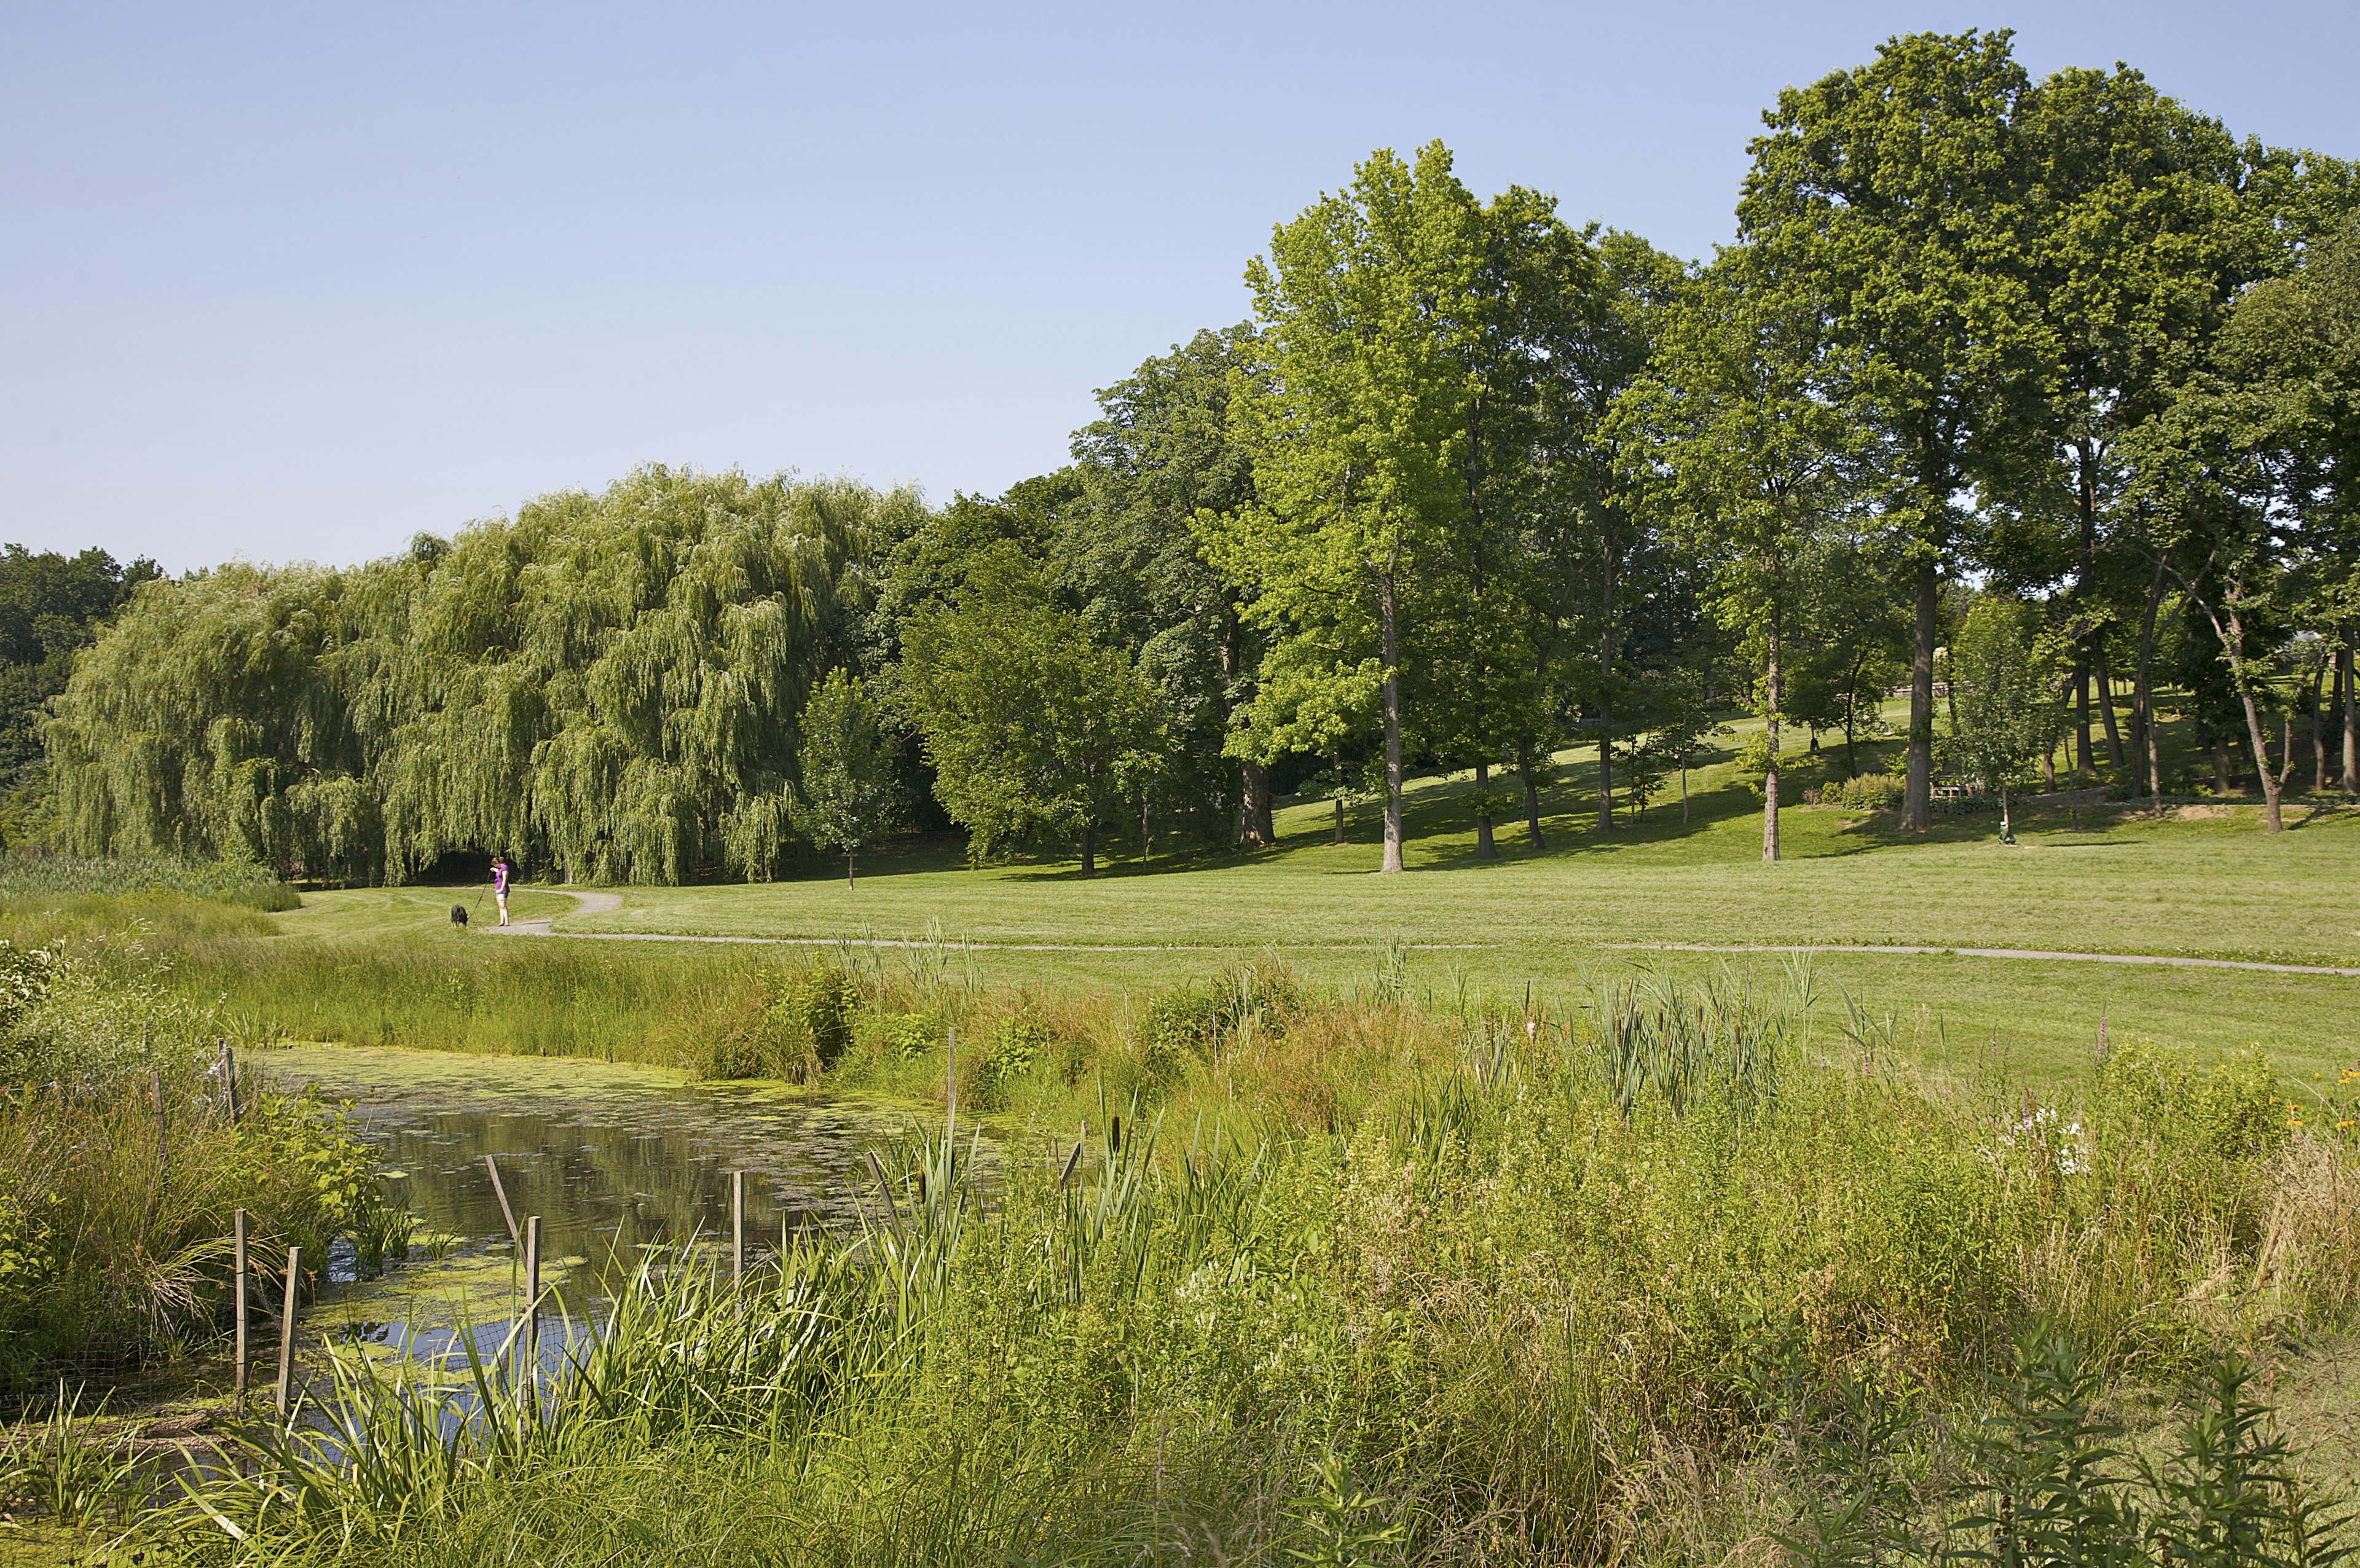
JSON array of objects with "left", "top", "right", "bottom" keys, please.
[
  {"left": 484, "top": 890, "right": 1485, "bottom": 952},
  {"left": 1608, "top": 941, "right": 2360, "bottom": 978},
  {"left": 490, "top": 892, "right": 2360, "bottom": 975}
]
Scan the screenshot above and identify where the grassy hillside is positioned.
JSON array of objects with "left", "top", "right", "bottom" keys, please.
[{"left": 252, "top": 729, "right": 2360, "bottom": 1083}]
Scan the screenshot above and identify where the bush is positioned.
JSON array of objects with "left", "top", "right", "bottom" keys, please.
[
  {"left": 2098, "top": 1038, "right": 2291, "bottom": 1160},
  {"left": 966, "top": 1011, "right": 1048, "bottom": 1111},
  {"left": 766, "top": 966, "right": 860, "bottom": 1068},
  {"left": 1835, "top": 772, "right": 1907, "bottom": 811},
  {"left": 858, "top": 1010, "right": 939, "bottom": 1063}
]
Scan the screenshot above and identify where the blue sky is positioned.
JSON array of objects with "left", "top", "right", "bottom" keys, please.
[{"left": 4, "top": 2, "right": 2355, "bottom": 572}]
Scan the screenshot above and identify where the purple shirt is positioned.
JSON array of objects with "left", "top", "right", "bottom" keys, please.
[{"left": 492, "top": 863, "right": 509, "bottom": 895}]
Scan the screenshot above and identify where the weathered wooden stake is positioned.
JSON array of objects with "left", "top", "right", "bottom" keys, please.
[
  {"left": 218, "top": 1038, "right": 237, "bottom": 1123},
  {"left": 484, "top": 1153, "right": 519, "bottom": 1245},
  {"left": 275, "top": 1244, "right": 301, "bottom": 1416},
  {"left": 520, "top": 1215, "right": 541, "bottom": 1407},
  {"left": 232, "top": 1209, "right": 250, "bottom": 1404},
  {"left": 730, "top": 1170, "right": 745, "bottom": 1287}
]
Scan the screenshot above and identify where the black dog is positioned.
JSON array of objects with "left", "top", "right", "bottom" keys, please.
[{"left": 450, "top": 904, "right": 470, "bottom": 927}]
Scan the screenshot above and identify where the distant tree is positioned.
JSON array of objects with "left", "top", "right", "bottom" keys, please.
[
  {"left": 1215, "top": 141, "right": 1482, "bottom": 875},
  {"left": 1945, "top": 597, "right": 2066, "bottom": 841},
  {"left": 1623, "top": 670, "right": 1728, "bottom": 824},
  {"left": 1069, "top": 325, "right": 1276, "bottom": 849},
  {"left": 1739, "top": 30, "right": 2052, "bottom": 831},
  {"left": 1613, "top": 248, "right": 1860, "bottom": 861},
  {"left": 49, "top": 467, "right": 904, "bottom": 882},
  {"left": 0, "top": 544, "right": 160, "bottom": 842},
  {"left": 899, "top": 551, "right": 1161, "bottom": 874},
  {"left": 790, "top": 668, "right": 903, "bottom": 888}
]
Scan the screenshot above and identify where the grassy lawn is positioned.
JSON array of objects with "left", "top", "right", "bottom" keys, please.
[{"left": 264, "top": 730, "right": 2360, "bottom": 1084}]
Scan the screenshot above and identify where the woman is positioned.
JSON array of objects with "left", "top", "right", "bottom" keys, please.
[{"left": 491, "top": 854, "right": 511, "bottom": 927}]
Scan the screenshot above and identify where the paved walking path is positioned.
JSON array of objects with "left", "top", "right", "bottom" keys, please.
[
  {"left": 1608, "top": 943, "right": 2360, "bottom": 978},
  {"left": 490, "top": 892, "right": 1483, "bottom": 952},
  {"left": 493, "top": 893, "right": 2358, "bottom": 975}
]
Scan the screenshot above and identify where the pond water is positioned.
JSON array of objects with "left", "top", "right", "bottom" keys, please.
[{"left": 258, "top": 1045, "right": 924, "bottom": 1386}]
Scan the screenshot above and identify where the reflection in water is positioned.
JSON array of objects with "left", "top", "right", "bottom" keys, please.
[{"left": 260, "top": 1045, "right": 914, "bottom": 1380}]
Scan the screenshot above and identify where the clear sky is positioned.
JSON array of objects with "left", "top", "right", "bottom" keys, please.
[{"left": 4, "top": 2, "right": 2355, "bottom": 573}]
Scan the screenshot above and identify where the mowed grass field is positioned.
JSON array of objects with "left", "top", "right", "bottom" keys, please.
[{"left": 270, "top": 731, "right": 2360, "bottom": 1086}]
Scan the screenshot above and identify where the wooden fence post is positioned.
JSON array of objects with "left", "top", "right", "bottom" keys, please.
[
  {"left": 484, "top": 1153, "right": 519, "bottom": 1246},
  {"left": 232, "top": 1209, "right": 250, "bottom": 1404},
  {"left": 730, "top": 1171, "right": 745, "bottom": 1287},
  {"left": 218, "top": 1038, "right": 237, "bottom": 1123},
  {"left": 520, "top": 1215, "right": 540, "bottom": 1409},
  {"left": 275, "top": 1244, "right": 301, "bottom": 1416}
]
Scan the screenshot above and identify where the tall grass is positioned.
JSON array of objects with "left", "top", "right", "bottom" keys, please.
[
  {"left": 37, "top": 968, "right": 2356, "bottom": 1565},
  {"left": 0, "top": 853, "right": 299, "bottom": 911},
  {"left": 0, "top": 941, "right": 398, "bottom": 1394}
]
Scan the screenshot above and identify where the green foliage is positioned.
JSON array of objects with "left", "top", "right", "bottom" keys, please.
[
  {"left": 899, "top": 554, "right": 1162, "bottom": 870},
  {"left": 0, "top": 952, "right": 391, "bottom": 1390},
  {"left": 1832, "top": 772, "right": 1908, "bottom": 811},
  {"left": 969, "top": 1009, "right": 1048, "bottom": 1110},
  {"left": 789, "top": 667, "right": 903, "bottom": 885},
  {"left": 83, "top": 1009, "right": 2360, "bottom": 1566},
  {"left": 49, "top": 468, "right": 919, "bottom": 883},
  {"left": 0, "top": 545, "right": 160, "bottom": 825},
  {"left": 770, "top": 965, "right": 860, "bottom": 1068},
  {"left": 2098, "top": 1038, "right": 2293, "bottom": 1161},
  {"left": 0, "top": 853, "right": 297, "bottom": 909},
  {"left": 1945, "top": 595, "right": 2069, "bottom": 821},
  {"left": 857, "top": 1009, "right": 938, "bottom": 1062}
]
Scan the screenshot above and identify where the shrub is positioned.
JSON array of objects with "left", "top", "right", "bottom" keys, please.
[
  {"left": 765, "top": 966, "right": 860, "bottom": 1068},
  {"left": 2097, "top": 1038, "right": 2291, "bottom": 1160},
  {"left": 859, "top": 1010, "right": 939, "bottom": 1063},
  {"left": 1139, "top": 987, "right": 1225, "bottom": 1064},
  {"left": 966, "top": 1011, "right": 1048, "bottom": 1111},
  {"left": 1835, "top": 772, "right": 1907, "bottom": 811}
]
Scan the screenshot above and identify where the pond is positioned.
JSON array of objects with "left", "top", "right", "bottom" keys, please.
[{"left": 257, "top": 1045, "right": 927, "bottom": 1389}]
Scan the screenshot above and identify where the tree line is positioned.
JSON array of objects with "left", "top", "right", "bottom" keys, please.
[{"left": 40, "top": 29, "right": 2360, "bottom": 881}]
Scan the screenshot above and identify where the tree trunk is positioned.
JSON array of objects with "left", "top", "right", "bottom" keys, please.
[
  {"left": 1378, "top": 571, "right": 1404, "bottom": 874},
  {"left": 1241, "top": 760, "right": 1273, "bottom": 850},
  {"left": 1332, "top": 796, "right": 1345, "bottom": 846},
  {"left": 2042, "top": 740, "right": 2056, "bottom": 792},
  {"left": 1680, "top": 761, "right": 1689, "bottom": 824},
  {"left": 1141, "top": 794, "right": 1151, "bottom": 858},
  {"left": 2214, "top": 743, "right": 2231, "bottom": 795},
  {"left": 2240, "top": 676, "right": 2283, "bottom": 832},
  {"left": 1904, "top": 561, "right": 1935, "bottom": 831},
  {"left": 2074, "top": 659, "right": 2093, "bottom": 774},
  {"left": 2311, "top": 657, "right": 2329, "bottom": 794},
  {"left": 2134, "top": 559, "right": 2167, "bottom": 801},
  {"left": 847, "top": 852, "right": 856, "bottom": 890},
  {"left": 2000, "top": 784, "right": 2013, "bottom": 842},
  {"left": 2094, "top": 649, "right": 2124, "bottom": 767},
  {"left": 1763, "top": 612, "right": 1781, "bottom": 863},
  {"left": 1597, "top": 553, "right": 1616, "bottom": 834},
  {"left": 1473, "top": 760, "right": 1497, "bottom": 861},
  {"left": 2331, "top": 637, "right": 2350, "bottom": 801},
  {"left": 1080, "top": 822, "right": 1096, "bottom": 875},
  {"left": 1518, "top": 741, "right": 1546, "bottom": 850}
]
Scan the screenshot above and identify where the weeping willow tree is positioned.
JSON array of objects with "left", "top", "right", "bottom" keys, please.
[{"left": 49, "top": 466, "right": 916, "bottom": 884}]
